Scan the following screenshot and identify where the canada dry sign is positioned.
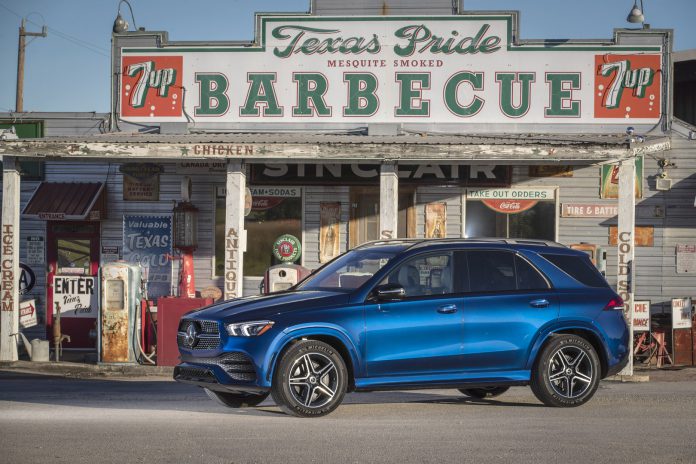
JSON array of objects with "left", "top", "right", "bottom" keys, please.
[{"left": 119, "top": 15, "right": 662, "bottom": 127}]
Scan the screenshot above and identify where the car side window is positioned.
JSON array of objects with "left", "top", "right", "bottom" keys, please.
[
  {"left": 515, "top": 255, "right": 550, "bottom": 290},
  {"left": 381, "top": 252, "right": 454, "bottom": 298},
  {"left": 467, "top": 250, "right": 516, "bottom": 292}
]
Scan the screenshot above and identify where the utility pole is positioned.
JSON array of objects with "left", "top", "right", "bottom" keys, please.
[{"left": 16, "top": 18, "right": 47, "bottom": 113}]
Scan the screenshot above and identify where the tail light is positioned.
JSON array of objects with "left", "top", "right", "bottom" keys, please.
[{"left": 604, "top": 296, "right": 624, "bottom": 311}]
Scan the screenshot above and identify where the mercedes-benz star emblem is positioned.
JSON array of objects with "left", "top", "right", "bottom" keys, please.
[{"left": 185, "top": 324, "right": 199, "bottom": 348}]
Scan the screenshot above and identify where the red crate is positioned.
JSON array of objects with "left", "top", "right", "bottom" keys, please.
[{"left": 156, "top": 297, "right": 213, "bottom": 366}]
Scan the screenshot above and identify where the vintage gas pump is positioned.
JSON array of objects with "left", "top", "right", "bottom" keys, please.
[
  {"left": 98, "top": 262, "right": 142, "bottom": 363},
  {"left": 172, "top": 177, "right": 199, "bottom": 298},
  {"left": 570, "top": 243, "right": 607, "bottom": 276},
  {"left": 263, "top": 264, "right": 311, "bottom": 294}
]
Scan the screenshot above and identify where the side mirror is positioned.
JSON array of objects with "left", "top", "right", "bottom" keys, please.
[{"left": 373, "top": 283, "right": 406, "bottom": 302}]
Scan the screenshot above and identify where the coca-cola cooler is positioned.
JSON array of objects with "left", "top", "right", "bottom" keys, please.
[{"left": 156, "top": 297, "right": 213, "bottom": 366}]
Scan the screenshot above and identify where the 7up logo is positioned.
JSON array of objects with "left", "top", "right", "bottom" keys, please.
[
  {"left": 594, "top": 54, "right": 661, "bottom": 119},
  {"left": 121, "top": 56, "right": 183, "bottom": 118}
]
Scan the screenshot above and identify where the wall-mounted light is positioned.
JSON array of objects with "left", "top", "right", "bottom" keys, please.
[
  {"left": 627, "top": 1, "right": 649, "bottom": 28},
  {"left": 113, "top": 0, "right": 138, "bottom": 33}
]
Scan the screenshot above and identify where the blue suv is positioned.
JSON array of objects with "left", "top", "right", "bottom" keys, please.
[{"left": 175, "top": 239, "right": 629, "bottom": 417}]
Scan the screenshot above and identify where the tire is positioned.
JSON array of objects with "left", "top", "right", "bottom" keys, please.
[
  {"left": 271, "top": 340, "right": 348, "bottom": 417},
  {"left": 204, "top": 388, "right": 269, "bottom": 408},
  {"left": 458, "top": 386, "right": 510, "bottom": 399},
  {"left": 530, "top": 334, "right": 601, "bottom": 407}
]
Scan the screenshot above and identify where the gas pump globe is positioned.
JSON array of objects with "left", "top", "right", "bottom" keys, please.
[{"left": 173, "top": 200, "right": 199, "bottom": 298}]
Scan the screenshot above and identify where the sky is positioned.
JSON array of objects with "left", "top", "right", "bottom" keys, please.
[{"left": 0, "top": 0, "right": 694, "bottom": 113}]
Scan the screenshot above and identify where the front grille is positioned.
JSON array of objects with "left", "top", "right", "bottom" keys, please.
[
  {"left": 181, "top": 352, "right": 257, "bottom": 382},
  {"left": 177, "top": 319, "right": 220, "bottom": 350},
  {"left": 174, "top": 366, "right": 216, "bottom": 383}
]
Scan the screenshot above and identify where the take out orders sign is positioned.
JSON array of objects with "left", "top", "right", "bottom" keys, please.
[{"left": 119, "top": 15, "right": 663, "bottom": 126}]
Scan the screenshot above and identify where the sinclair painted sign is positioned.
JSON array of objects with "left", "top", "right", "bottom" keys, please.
[{"left": 119, "top": 15, "right": 663, "bottom": 127}]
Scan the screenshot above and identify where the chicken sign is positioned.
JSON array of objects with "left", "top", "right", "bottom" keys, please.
[{"left": 119, "top": 14, "right": 663, "bottom": 128}]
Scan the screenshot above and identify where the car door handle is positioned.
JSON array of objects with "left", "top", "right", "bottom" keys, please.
[
  {"left": 529, "top": 299, "right": 550, "bottom": 308},
  {"left": 437, "top": 304, "right": 458, "bottom": 314}
]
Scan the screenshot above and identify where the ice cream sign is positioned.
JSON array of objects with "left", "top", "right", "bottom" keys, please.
[{"left": 119, "top": 15, "right": 663, "bottom": 126}]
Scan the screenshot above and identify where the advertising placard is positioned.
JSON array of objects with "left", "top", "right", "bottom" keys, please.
[
  {"left": 672, "top": 298, "right": 693, "bottom": 330},
  {"left": 676, "top": 244, "right": 696, "bottom": 274},
  {"left": 123, "top": 215, "right": 172, "bottom": 299},
  {"left": 600, "top": 156, "right": 644, "bottom": 199},
  {"left": 52, "top": 276, "right": 98, "bottom": 318},
  {"left": 120, "top": 163, "right": 164, "bottom": 201},
  {"left": 119, "top": 15, "right": 662, "bottom": 128},
  {"left": 319, "top": 202, "right": 341, "bottom": 263},
  {"left": 425, "top": 203, "right": 447, "bottom": 239},
  {"left": 19, "top": 299, "right": 38, "bottom": 329},
  {"left": 633, "top": 300, "right": 650, "bottom": 332},
  {"left": 26, "top": 236, "right": 44, "bottom": 265}
]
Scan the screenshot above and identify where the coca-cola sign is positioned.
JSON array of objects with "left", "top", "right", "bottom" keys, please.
[{"left": 482, "top": 199, "right": 538, "bottom": 214}]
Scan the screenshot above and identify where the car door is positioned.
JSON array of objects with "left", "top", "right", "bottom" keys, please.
[
  {"left": 364, "top": 251, "right": 465, "bottom": 377},
  {"left": 461, "top": 249, "right": 558, "bottom": 372}
]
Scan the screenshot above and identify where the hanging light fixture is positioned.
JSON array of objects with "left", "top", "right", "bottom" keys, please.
[
  {"left": 113, "top": 0, "right": 138, "bottom": 33},
  {"left": 626, "top": 1, "right": 645, "bottom": 25}
]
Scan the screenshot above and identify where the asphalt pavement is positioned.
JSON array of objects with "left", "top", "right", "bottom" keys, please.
[{"left": 1, "top": 370, "right": 695, "bottom": 463}]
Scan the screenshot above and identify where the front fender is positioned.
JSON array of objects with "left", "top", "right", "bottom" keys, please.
[
  {"left": 261, "top": 324, "right": 363, "bottom": 387},
  {"left": 525, "top": 320, "right": 609, "bottom": 371}
]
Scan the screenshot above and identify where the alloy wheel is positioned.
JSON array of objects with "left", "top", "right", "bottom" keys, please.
[
  {"left": 547, "top": 346, "right": 593, "bottom": 399},
  {"left": 287, "top": 353, "right": 339, "bottom": 409}
]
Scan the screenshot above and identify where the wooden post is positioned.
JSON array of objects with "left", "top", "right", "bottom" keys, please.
[
  {"left": 379, "top": 163, "right": 398, "bottom": 240},
  {"left": 1, "top": 157, "right": 20, "bottom": 361},
  {"left": 617, "top": 159, "right": 636, "bottom": 376},
  {"left": 223, "top": 161, "right": 246, "bottom": 300}
]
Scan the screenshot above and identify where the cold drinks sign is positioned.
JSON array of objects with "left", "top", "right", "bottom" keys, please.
[{"left": 118, "top": 15, "right": 662, "bottom": 128}]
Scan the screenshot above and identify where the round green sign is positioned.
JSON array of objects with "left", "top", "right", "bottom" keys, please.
[{"left": 273, "top": 234, "right": 302, "bottom": 263}]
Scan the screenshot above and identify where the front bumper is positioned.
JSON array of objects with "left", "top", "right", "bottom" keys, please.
[{"left": 173, "top": 352, "right": 270, "bottom": 394}]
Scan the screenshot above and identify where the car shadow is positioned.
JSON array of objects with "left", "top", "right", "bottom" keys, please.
[{"left": 0, "top": 370, "right": 542, "bottom": 416}]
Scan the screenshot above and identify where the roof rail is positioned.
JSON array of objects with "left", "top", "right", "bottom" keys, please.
[{"left": 354, "top": 237, "right": 566, "bottom": 249}]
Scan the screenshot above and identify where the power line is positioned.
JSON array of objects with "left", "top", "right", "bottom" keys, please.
[{"left": 0, "top": 2, "right": 110, "bottom": 58}]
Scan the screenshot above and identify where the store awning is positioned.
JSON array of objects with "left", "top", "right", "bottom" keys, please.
[{"left": 22, "top": 182, "right": 106, "bottom": 221}]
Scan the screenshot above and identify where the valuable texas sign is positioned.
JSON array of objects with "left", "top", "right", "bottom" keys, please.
[{"left": 119, "top": 15, "right": 662, "bottom": 127}]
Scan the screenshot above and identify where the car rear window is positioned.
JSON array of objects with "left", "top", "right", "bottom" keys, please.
[{"left": 541, "top": 253, "right": 608, "bottom": 288}]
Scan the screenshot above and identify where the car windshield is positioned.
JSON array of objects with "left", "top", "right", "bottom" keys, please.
[{"left": 296, "top": 247, "right": 402, "bottom": 291}]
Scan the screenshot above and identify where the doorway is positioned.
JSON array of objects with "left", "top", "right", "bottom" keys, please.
[
  {"left": 349, "top": 187, "right": 415, "bottom": 248},
  {"left": 46, "top": 221, "right": 100, "bottom": 349}
]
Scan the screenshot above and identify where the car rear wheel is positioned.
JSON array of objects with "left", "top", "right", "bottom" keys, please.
[
  {"left": 458, "top": 386, "right": 510, "bottom": 399},
  {"left": 271, "top": 340, "right": 348, "bottom": 417},
  {"left": 204, "top": 388, "right": 269, "bottom": 408},
  {"left": 531, "top": 334, "right": 601, "bottom": 407}
]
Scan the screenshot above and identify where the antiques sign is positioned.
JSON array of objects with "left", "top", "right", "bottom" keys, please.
[
  {"left": 119, "top": 15, "right": 662, "bottom": 128},
  {"left": 251, "top": 164, "right": 511, "bottom": 186}
]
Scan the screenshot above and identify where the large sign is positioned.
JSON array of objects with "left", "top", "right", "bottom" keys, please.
[
  {"left": 52, "top": 276, "right": 98, "bottom": 318},
  {"left": 123, "top": 215, "right": 172, "bottom": 299},
  {"left": 119, "top": 15, "right": 662, "bottom": 128},
  {"left": 251, "top": 164, "right": 511, "bottom": 186}
]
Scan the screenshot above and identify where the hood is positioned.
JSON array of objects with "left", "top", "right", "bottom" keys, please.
[{"left": 188, "top": 290, "right": 350, "bottom": 321}]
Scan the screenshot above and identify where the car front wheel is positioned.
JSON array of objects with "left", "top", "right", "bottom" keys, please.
[
  {"left": 204, "top": 388, "right": 269, "bottom": 408},
  {"left": 531, "top": 334, "right": 601, "bottom": 407},
  {"left": 271, "top": 340, "right": 348, "bottom": 417}
]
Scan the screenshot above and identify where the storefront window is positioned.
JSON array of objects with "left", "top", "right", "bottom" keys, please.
[
  {"left": 215, "top": 187, "right": 302, "bottom": 277},
  {"left": 465, "top": 200, "right": 556, "bottom": 240}
]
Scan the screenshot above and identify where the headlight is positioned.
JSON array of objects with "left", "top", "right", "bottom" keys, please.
[{"left": 226, "top": 320, "right": 274, "bottom": 337}]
